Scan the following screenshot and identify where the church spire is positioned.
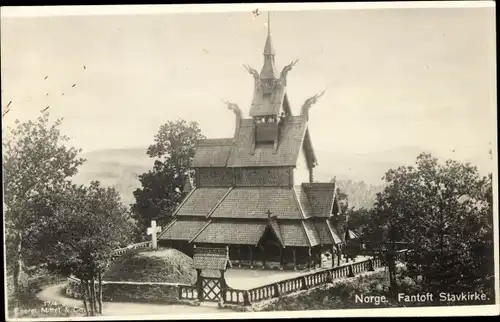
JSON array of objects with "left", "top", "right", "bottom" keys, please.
[{"left": 260, "top": 11, "right": 278, "bottom": 80}]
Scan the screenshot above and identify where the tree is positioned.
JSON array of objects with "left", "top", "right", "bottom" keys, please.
[
  {"left": 372, "top": 153, "right": 494, "bottom": 296},
  {"left": 2, "top": 112, "right": 85, "bottom": 293},
  {"left": 346, "top": 207, "right": 372, "bottom": 244},
  {"left": 131, "top": 119, "right": 205, "bottom": 238},
  {"left": 44, "top": 181, "right": 135, "bottom": 316}
]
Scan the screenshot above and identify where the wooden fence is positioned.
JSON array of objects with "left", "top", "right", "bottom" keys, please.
[
  {"left": 179, "top": 250, "right": 407, "bottom": 306},
  {"left": 112, "top": 241, "right": 151, "bottom": 256},
  {"left": 28, "top": 241, "right": 153, "bottom": 273},
  {"left": 66, "top": 245, "right": 407, "bottom": 307}
]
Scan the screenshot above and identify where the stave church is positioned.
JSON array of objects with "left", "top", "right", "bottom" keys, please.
[{"left": 158, "top": 14, "right": 357, "bottom": 271}]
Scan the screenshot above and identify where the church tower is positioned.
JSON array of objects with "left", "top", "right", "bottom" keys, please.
[{"left": 247, "top": 12, "right": 294, "bottom": 150}]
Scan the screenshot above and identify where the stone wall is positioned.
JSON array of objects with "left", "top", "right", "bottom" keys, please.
[{"left": 65, "top": 278, "right": 183, "bottom": 305}]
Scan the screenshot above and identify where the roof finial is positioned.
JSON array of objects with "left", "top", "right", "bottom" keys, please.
[{"left": 268, "top": 11, "right": 271, "bottom": 35}]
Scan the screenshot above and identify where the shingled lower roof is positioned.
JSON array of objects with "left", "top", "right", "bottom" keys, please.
[
  {"left": 294, "top": 185, "right": 313, "bottom": 218},
  {"left": 302, "top": 183, "right": 336, "bottom": 217},
  {"left": 193, "top": 247, "right": 230, "bottom": 270},
  {"left": 192, "top": 139, "right": 233, "bottom": 168},
  {"left": 314, "top": 220, "right": 333, "bottom": 245},
  {"left": 280, "top": 221, "right": 311, "bottom": 247},
  {"left": 226, "top": 116, "right": 308, "bottom": 167},
  {"left": 158, "top": 218, "right": 207, "bottom": 241},
  {"left": 303, "top": 220, "right": 321, "bottom": 247},
  {"left": 326, "top": 220, "right": 343, "bottom": 244},
  {"left": 209, "top": 187, "right": 304, "bottom": 220},
  {"left": 193, "top": 221, "right": 267, "bottom": 245},
  {"left": 176, "top": 188, "right": 230, "bottom": 217},
  {"left": 269, "top": 219, "right": 284, "bottom": 247}
]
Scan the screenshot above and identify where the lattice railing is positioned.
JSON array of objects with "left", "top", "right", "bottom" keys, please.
[
  {"left": 229, "top": 249, "right": 409, "bottom": 306},
  {"left": 224, "top": 288, "right": 246, "bottom": 305},
  {"left": 178, "top": 285, "right": 198, "bottom": 300}
]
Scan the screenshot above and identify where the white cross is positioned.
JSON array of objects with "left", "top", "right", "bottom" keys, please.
[{"left": 147, "top": 220, "right": 162, "bottom": 249}]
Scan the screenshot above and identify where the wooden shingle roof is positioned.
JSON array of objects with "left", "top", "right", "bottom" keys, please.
[
  {"left": 302, "top": 220, "right": 321, "bottom": 247},
  {"left": 279, "top": 222, "right": 311, "bottom": 247},
  {"left": 269, "top": 219, "right": 284, "bottom": 247},
  {"left": 209, "top": 187, "right": 304, "bottom": 220},
  {"left": 226, "top": 116, "right": 308, "bottom": 167},
  {"left": 193, "top": 221, "right": 268, "bottom": 245},
  {"left": 176, "top": 188, "right": 230, "bottom": 217},
  {"left": 193, "top": 247, "right": 230, "bottom": 271},
  {"left": 326, "top": 219, "right": 343, "bottom": 244},
  {"left": 314, "top": 220, "right": 333, "bottom": 245},
  {"left": 294, "top": 185, "right": 313, "bottom": 218},
  {"left": 302, "top": 183, "right": 337, "bottom": 217},
  {"left": 191, "top": 139, "right": 233, "bottom": 168},
  {"left": 158, "top": 218, "right": 207, "bottom": 241}
]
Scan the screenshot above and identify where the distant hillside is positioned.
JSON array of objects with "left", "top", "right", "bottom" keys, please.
[
  {"left": 335, "top": 180, "right": 384, "bottom": 210},
  {"left": 73, "top": 145, "right": 492, "bottom": 209},
  {"left": 72, "top": 148, "right": 153, "bottom": 206},
  {"left": 313, "top": 146, "right": 431, "bottom": 185}
]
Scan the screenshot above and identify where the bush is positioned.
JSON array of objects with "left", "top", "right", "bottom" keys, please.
[{"left": 7, "top": 271, "right": 81, "bottom": 319}]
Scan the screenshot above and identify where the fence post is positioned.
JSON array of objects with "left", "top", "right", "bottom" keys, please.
[
  {"left": 243, "top": 291, "right": 251, "bottom": 306},
  {"left": 177, "top": 286, "right": 182, "bottom": 300},
  {"left": 368, "top": 259, "right": 374, "bottom": 271},
  {"left": 273, "top": 283, "right": 281, "bottom": 298},
  {"left": 300, "top": 276, "right": 309, "bottom": 290},
  {"left": 348, "top": 264, "right": 355, "bottom": 277}
]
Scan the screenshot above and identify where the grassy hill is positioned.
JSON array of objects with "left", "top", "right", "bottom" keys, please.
[{"left": 104, "top": 248, "right": 196, "bottom": 285}]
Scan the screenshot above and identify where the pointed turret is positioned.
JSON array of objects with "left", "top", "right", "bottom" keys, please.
[{"left": 260, "top": 12, "right": 278, "bottom": 80}]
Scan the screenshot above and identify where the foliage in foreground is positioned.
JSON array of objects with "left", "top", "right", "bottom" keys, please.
[
  {"left": 265, "top": 266, "right": 495, "bottom": 311},
  {"left": 3, "top": 112, "right": 85, "bottom": 293},
  {"left": 7, "top": 269, "right": 83, "bottom": 319},
  {"left": 42, "top": 181, "right": 136, "bottom": 316},
  {"left": 342, "top": 153, "right": 494, "bottom": 298}
]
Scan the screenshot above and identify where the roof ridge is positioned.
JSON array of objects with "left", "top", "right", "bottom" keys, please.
[
  {"left": 189, "top": 219, "right": 212, "bottom": 244},
  {"left": 268, "top": 219, "right": 285, "bottom": 248},
  {"left": 328, "top": 186, "right": 338, "bottom": 217},
  {"left": 198, "top": 138, "right": 234, "bottom": 146},
  {"left": 325, "top": 219, "right": 342, "bottom": 246},
  {"left": 292, "top": 123, "right": 308, "bottom": 168},
  {"left": 292, "top": 186, "right": 308, "bottom": 219},
  {"left": 300, "top": 220, "right": 312, "bottom": 247},
  {"left": 302, "top": 182, "right": 336, "bottom": 189},
  {"left": 206, "top": 187, "right": 234, "bottom": 219},
  {"left": 157, "top": 218, "right": 178, "bottom": 239},
  {"left": 170, "top": 187, "right": 197, "bottom": 218}
]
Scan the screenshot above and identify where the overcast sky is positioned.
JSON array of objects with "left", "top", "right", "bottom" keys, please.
[{"left": 1, "top": 5, "right": 496, "bottom": 169}]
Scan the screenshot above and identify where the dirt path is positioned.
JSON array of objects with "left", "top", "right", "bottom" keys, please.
[{"left": 36, "top": 284, "right": 230, "bottom": 317}]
